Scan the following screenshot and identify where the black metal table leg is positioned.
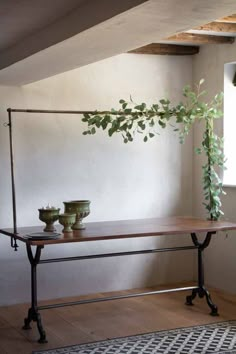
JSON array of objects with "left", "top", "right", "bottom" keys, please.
[
  {"left": 22, "top": 244, "right": 48, "bottom": 343},
  {"left": 185, "top": 232, "right": 218, "bottom": 316}
]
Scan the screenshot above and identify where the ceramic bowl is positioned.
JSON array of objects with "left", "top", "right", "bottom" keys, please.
[
  {"left": 38, "top": 208, "right": 60, "bottom": 232},
  {"left": 63, "top": 200, "right": 90, "bottom": 230},
  {"left": 59, "top": 213, "right": 76, "bottom": 233}
]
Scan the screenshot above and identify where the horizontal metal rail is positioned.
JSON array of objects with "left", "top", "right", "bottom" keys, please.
[
  {"left": 7, "top": 108, "right": 133, "bottom": 115},
  {"left": 39, "top": 245, "right": 197, "bottom": 264},
  {"left": 8, "top": 108, "right": 108, "bottom": 114},
  {"left": 7, "top": 108, "right": 160, "bottom": 116},
  {"left": 38, "top": 286, "right": 198, "bottom": 311}
]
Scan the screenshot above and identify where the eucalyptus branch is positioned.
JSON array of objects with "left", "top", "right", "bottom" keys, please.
[
  {"left": 82, "top": 80, "right": 225, "bottom": 220},
  {"left": 82, "top": 99, "right": 176, "bottom": 143}
]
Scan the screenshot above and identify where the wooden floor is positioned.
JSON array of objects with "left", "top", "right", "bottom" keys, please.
[{"left": 0, "top": 284, "right": 235, "bottom": 354}]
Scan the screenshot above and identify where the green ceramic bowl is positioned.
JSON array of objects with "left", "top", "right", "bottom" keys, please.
[
  {"left": 63, "top": 200, "right": 90, "bottom": 230},
  {"left": 38, "top": 208, "right": 60, "bottom": 232},
  {"left": 59, "top": 213, "right": 76, "bottom": 233}
]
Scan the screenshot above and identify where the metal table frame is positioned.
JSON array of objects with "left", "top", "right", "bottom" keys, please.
[{"left": 0, "top": 228, "right": 217, "bottom": 343}]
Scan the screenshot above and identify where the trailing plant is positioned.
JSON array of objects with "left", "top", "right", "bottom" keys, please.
[
  {"left": 198, "top": 104, "right": 225, "bottom": 221},
  {"left": 82, "top": 80, "right": 225, "bottom": 220}
]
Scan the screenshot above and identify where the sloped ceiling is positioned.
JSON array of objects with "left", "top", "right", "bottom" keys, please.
[
  {"left": 0, "top": 0, "right": 85, "bottom": 51},
  {"left": 1, "top": 0, "right": 236, "bottom": 85}
]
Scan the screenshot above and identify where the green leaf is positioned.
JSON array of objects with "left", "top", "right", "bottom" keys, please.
[
  {"left": 149, "top": 119, "right": 155, "bottom": 127},
  {"left": 121, "top": 123, "right": 128, "bottom": 131},
  {"left": 101, "top": 118, "right": 109, "bottom": 130},
  {"left": 158, "top": 120, "right": 166, "bottom": 128},
  {"left": 95, "top": 120, "right": 101, "bottom": 128},
  {"left": 108, "top": 128, "right": 115, "bottom": 137},
  {"left": 141, "top": 103, "right": 146, "bottom": 111},
  {"left": 138, "top": 121, "right": 146, "bottom": 130},
  {"left": 195, "top": 147, "right": 202, "bottom": 154},
  {"left": 128, "top": 135, "right": 133, "bottom": 142},
  {"left": 135, "top": 103, "right": 146, "bottom": 111},
  {"left": 152, "top": 104, "right": 159, "bottom": 111}
]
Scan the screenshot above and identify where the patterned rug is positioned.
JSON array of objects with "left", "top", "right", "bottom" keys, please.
[{"left": 33, "top": 321, "right": 236, "bottom": 354}]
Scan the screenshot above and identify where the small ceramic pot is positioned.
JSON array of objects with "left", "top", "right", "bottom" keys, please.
[
  {"left": 38, "top": 208, "right": 60, "bottom": 232},
  {"left": 63, "top": 200, "right": 90, "bottom": 230},
  {"left": 59, "top": 213, "right": 76, "bottom": 233}
]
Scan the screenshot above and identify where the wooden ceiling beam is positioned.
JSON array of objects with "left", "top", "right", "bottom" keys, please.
[
  {"left": 128, "top": 44, "right": 199, "bottom": 55},
  {"left": 195, "top": 21, "right": 236, "bottom": 32},
  {"left": 167, "top": 33, "right": 234, "bottom": 44},
  {"left": 216, "top": 14, "right": 236, "bottom": 23}
]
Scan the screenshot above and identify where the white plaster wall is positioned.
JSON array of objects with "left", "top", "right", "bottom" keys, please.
[
  {"left": 193, "top": 42, "right": 236, "bottom": 293},
  {"left": 0, "top": 54, "right": 194, "bottom": 305},
  {"left": 224, "top": 63, "right": 236, "bottom": 186}
]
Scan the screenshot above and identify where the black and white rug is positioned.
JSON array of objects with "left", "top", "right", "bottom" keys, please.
[{"left": 33, "top": 321, "right": 236, "bottom": 354}]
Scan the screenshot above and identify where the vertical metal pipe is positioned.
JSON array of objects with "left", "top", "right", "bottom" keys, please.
[
  {"left": 198, "top": 248, "right": 204, "bottom": 288},
  {"left": 31, "top": 264, "right": 38, "bottom": 309},
  {"left": 7, "top": 108, "right": 18, "bottom": 234}
]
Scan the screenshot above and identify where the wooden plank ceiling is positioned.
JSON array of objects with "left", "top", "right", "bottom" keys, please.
[{"left": 129, "top": 13, "right": 236, "bottom": 55}]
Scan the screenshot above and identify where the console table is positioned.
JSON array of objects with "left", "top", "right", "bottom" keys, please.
[{"left": 1, "top": 216, "right": 236, "bottom": 343}]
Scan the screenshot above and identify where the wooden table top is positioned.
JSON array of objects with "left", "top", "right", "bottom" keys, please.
[{"left": 1, "top": 217, "right": 236, "bottom": 246}]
